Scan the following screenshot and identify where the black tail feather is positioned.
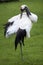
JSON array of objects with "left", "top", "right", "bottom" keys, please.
[
  {"left": 15, "top": 38, "right": 18, "bottom": 50},
  {"left": 15, "top": 28, "right": 26, "bottom": 50}
]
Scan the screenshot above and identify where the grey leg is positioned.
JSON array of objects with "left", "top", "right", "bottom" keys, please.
[{"left": 20, "top": 42, "right": 23, "bottom": 61}]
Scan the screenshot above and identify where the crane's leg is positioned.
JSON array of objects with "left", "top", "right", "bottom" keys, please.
[{"left": 20, "top": 42, "right": 23, "bottom": 61}]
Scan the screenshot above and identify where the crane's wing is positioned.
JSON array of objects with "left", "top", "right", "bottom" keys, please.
[{"left": 8, "top": 14, "right": 20, "bottom": 22}]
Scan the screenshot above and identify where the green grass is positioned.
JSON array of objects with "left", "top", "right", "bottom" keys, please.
[{"left": 0, "top": 0, "right": 43, "bottom": 65}]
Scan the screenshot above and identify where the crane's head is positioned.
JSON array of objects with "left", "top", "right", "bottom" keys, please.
[{"left": 20, "top": 5, "right": 31, "bottom": 18}]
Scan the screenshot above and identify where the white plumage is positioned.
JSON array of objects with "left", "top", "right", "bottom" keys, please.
[
  {"left": 29, "top": 12, "right": 38, "bottom": 22},
  {"left": 8, "top": 14, "right": 20, "bottom": 23},
  {"left": 8, "top": 12, "right": 38, "bottom": 23},
  {"left": 6, "top": 12, "right": 38, "bottom": 38},
  {"left": 4, "top": 5, "right": 38, "bottom": 60},
  {"left": 4, "top": 4, "right": 38, "bottom": 38}
]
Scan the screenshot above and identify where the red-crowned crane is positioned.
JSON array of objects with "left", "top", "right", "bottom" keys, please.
[{"left": 4, "top": 5, "right": 38, "bottom": 60}]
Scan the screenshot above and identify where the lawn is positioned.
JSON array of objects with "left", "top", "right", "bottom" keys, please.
[{"left": 0, "top": 0, "right": 43, "bottom": 65}]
